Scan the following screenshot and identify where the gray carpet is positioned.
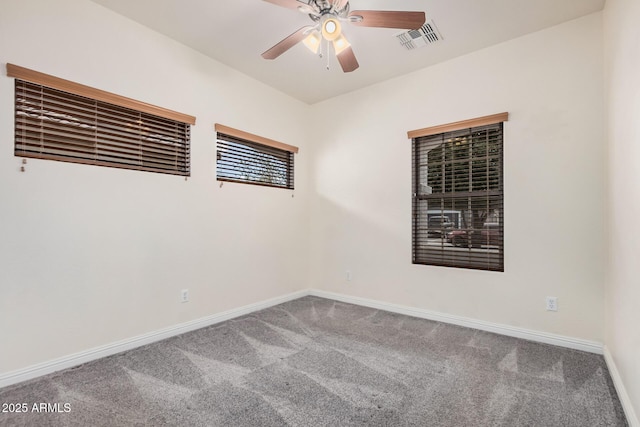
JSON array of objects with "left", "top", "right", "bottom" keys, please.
[{"left": 0, "top": 296, "right": 628, "bottom": 426}]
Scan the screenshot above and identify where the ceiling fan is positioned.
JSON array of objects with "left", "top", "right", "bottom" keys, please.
[{"left": 261, "top": 0, "right": 426, "bottom": 73}]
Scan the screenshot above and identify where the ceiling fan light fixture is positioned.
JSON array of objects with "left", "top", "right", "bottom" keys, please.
[
  {"left": 262, "top": 0, "right": 427, "bottom": 74},
  {"left": 322, "top": 17, "right": 341, "bottom": 41},
  {"left": 303, "top": 30, "right": 321, "bottom": 53},
  {"left": 332, "top": 33, "right": 350, "bottom": 55}
]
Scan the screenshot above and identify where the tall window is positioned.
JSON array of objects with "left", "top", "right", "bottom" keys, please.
[
  {"left": 215, "top": 124, "right": 297, "bottom": 190},
  {"left": 409, "top": 113, "right": 507, "bottom": 271},
  {"left": 9, "top": 64, "right": 194, "bottom": 176}
]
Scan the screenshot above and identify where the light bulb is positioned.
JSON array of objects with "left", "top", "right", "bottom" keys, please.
[
  {"left": 303, "top": 30, "right": 321, "bottom": 54},
  {"left": 333, "top": 34, "right": 350, "bottom": 55}
]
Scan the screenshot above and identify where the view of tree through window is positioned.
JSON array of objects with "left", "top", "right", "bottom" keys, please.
[
  {"left": 216, "top": 133, "right": 294, "bottom": 189},
  {"left": 412, "top": 122, "right": 504, "bottom": 271}
]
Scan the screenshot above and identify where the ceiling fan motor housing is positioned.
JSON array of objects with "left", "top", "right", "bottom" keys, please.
[{"left": 308, "top": 0, "right": 350, "bottom": 21}]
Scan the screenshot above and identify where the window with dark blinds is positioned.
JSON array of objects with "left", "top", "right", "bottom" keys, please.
[
  {"left": 411, "top": 120, "right": 505, "bottom": 272},
  {"left": 216, "top": 131, "right": 295, "bottom": 190},
  {"left": 14, "top": 79, "right": 191, "bottom": 176}
]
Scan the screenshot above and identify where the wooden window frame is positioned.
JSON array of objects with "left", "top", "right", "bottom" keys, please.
[
  {"left": 7, "top": 64, "right": 195, "bottom": 125},
  {"left": 407, "top": 112, "right": 508, "bottom": 139},
  {"left": 410, "top": 113, "right": 508, "bottom": 272},
  {"left": 214, "top": 124, "right": 299, "bottom": 154},
  {"left": 215, "top": 124, "right": 297, "bottom": 190},
  {"left": 9, "top": 64, "right": 194, "bottom": 176}
]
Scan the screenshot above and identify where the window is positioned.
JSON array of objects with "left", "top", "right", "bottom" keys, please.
[
  {"left": 409, "top": 113, "right": 507, "bottom": 272},
  {"left": 215, "top": 124, "right": 297, "bottom": 190},
  {"left": 9, "top": 64, "right": 195, "bottom": 176}
]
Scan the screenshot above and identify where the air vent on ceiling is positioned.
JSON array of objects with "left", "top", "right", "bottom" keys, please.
[{"left": 396, "top": 20, "right": 443, "bottom": 50}]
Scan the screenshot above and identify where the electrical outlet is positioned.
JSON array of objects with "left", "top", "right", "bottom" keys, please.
[
  {"left": 546, "top": 296, "right": 558, "bottom": 311},
  {"left": 181, "top": 289, "right": 189, "bottom": 303},
  {"left": 346, "top": 270, "right": 352, "bottom": 281}
]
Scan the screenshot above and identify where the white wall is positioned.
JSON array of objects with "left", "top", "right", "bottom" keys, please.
[
  {"left": 3, "top": 2, "right": 632, "bottom": 412},
  {"left": 0, "top": 0, "right": 311, "bottom": 374},
  {"left": 604, "top": 0, "right": 640, "bottom": 421},
  {"left": 309, "top": 13, "right": 606, "bottom": 342}
]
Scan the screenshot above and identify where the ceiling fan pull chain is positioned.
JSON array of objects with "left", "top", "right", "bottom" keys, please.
[{"left": 326, "top": 39, "right": 330, "bottom": 70}]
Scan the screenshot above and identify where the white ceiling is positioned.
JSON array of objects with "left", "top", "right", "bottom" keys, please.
[{"left": 90, "top": 0, "right": 605, "bottom": 104}]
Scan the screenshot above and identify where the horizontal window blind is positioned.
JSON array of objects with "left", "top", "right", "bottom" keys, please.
[
  {"left": 14, "top": 79, "right": 191, "bottom": 176},
  {"left": 412, "top": 122, "right": 504, "bottom": 271},
  {"left": 217, "top": 132, "right": 294, "bottom": 189}
]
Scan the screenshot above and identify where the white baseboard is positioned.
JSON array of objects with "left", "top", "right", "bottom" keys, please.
[
  {"left": 0, "top": 290, "right": 308, "bottom": 389},
  {"left": 603, "top": 346, "right": 639, "bottom": 427},
  {"left": 309, "top": 289, "right": 604, "bottom": 354},
  {"left": 0, "top": 288, "right": 607, "bottom": 391}
]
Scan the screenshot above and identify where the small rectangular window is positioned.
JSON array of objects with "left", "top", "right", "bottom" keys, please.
[
  {"left": 409, "top": 114, "right": 507, "bottom": 272},
  {"left": 216, "top": 124, "right": 296, "bottom": 190},
  {"left": 8, "top": 64, "right": 195, "bottom": 176}
]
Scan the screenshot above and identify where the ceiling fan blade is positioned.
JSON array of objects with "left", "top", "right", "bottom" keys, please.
[
  {"left": 336, "top": 46, "right": 359, "bottom": 73},
  {"left": 262, "top": 26, "right": 312, "bottom": 60},
  {"left": 262, "top": 0, "right": 302, "bottom": 10},
  {"left": 349, "top": 10, "right": 426, "bottom": 30}
]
